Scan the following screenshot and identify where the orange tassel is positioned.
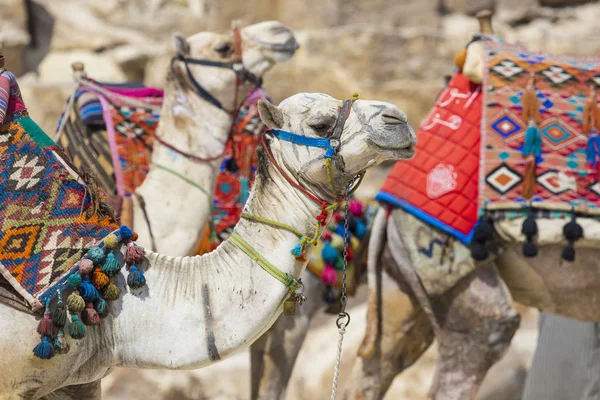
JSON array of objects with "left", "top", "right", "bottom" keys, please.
[
  {"left": 522, "top": 73, "right": 542, "bottom": 125},
  {"left": 194, "top": 226, "right": 219, "bottom": 255},
  {"left": 522, "top": 156, "right": 537, "bottom": 200},
  {"left": 454, "top": 48, "right": 467, "bottom": 71}
]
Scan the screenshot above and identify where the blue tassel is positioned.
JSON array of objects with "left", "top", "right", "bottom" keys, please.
[
  {"left": 85, "top": 247, "right": 105, "bottom": 265},
  {"left": 127, "top": 265, "right": 146, "bottom": 289},
  {"left": 33, "top": 336, "right": 55, "bottom": 360},
  {"left": 354, "top": 220, "right": 367, "bottom": 239},
  {"left": 79, "top": 277, "right": 99, "bottom": 302},
  {"left": 291, "top": 244, "right": 303, "bottom": 258},
  {"left": 522, "top": 122, "right": 542, "bottom": 157},
  {"left": 586, "top": 132, "right": 600, "bottom": 168},
  {"left": 94, "top": 297, "right": 108, "bottom": 318},
  {"left": 101, "top": 252, "right": 120, "bottom": 277},
  {"left": 321, "top": 242, "right": 340, "bottom": 265},
  {"left": 119, "top": 226, "right": 134, "bottom": 240}
]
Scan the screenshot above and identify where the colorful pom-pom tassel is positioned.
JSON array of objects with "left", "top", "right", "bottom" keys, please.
[
  {"left": 103, "top": 281, "right": 121, "bottom": 301},
  {"left": 86, "top": 247, "right": 106, "bottom": 265},
  {"left": 101, "top": 252, "right": 120, "bottom": 277},
  {"left": 54, "top": 330, "right": 70, "bottom": 354},
  {"left": 349, "top": 199, "right": 364, "bottom": 217},
  {"left": 321, "top": 264, "right": 337, "bottom": 286},
  {"left": 291, "top": 244, "right": 303, "bottom": 258},
  {"left": 95, "top": 297, "right": 108, "bottom": 318},
  {"left": 52, "top": 292, "right": 67, "bottom": 328},
  {"left": 522, "top": 210, "right": 538, "bottom": 258},
  {"left": 103, "top": 233, "right": 119, "bottom": 249},
  {"left": 67, "top": 292, "right": 85, "bottom": 314},
  {"left": 321, "top": 231, "right": 332, "bottom": 242},
  {"left": 79, "top": 277, "right": 99, "bottom": 302},
  {"left": 68, "top": 273, "right": 82, "bottom": 288},
  {"left": 120, "top": 226, "right": 134, "bottom": 240},
  {"left": 92, "top": 269, "right": 110, "bottom": 290},
  {"left": 321, "top": 242, "right": 340, "bottom": 265},
  {"left": 33, "top": 336, "right": 55, "bottom": 360},
  {"left": 354, "top": 219, "right": 366, "bottom": 239},
  {"left": 125, "top": 243, "right": 144, "bottom": 264},
  {"left": 127, "top": 265, "right": 146, "bottom": 289},
  {"left": 322, "top": 285, "right": 337, "bottom": 304},
  {"left": 69, "top": 313, "right": 85, "bottom": 340},
  {"left": 37, "top": 302, "right": 57, "bottom": 337},
  {"left": 81, "top": 302, "right": 100, "bottom": 326},
  {"left": 78, "top": 259, "right": 94, "bottom": 275},
  {"left": 330, "top": 234, "right": 344, "bottom": 251}
]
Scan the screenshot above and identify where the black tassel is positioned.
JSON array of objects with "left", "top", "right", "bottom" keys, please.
[
  {"left": 562, "top": 212, "right": 583, "bottom": 261},
  {"left": 322, "top": 285, "right": 336, "bottom": 304},
  {"left": 470, "top": 215, "right": 494, "bottom": 261},
  {"left": 522, "top": 209, "right": 538, "bottom": 257},
  {"left": 225, "top": 157, "right": 239, "bottom": 173}
]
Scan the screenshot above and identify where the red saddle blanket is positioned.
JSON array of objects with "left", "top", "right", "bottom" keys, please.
[{"left": 378, "top": 73, "right": 481, "bottom": 243}]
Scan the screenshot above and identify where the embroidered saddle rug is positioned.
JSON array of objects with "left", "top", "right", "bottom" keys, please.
[
  {"left": 0, "top": 71, "right": 121, "bottom": 311},
  {"left": 56, "top": 79, "right": 163, "bottom": 211},
  {"left": 379, "top": 41, "right": 600, "bottom": 244}
]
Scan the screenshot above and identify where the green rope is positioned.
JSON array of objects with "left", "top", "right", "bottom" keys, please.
[
  {"left": 230, "top": 232, "right": 302, "bottom": 291},
  {"left": 153, "top": 163, "right": 211, "bottom": 198}
]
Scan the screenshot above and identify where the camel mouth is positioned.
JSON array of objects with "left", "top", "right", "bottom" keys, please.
[
  {"left": 249, "top": 37, "right": 300, "bottom": 56},
  {"left": 370, "top": 141, "right": 415, "bottom": 160}
]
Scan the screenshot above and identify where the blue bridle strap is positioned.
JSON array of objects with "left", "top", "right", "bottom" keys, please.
[{"left": 270, "top": 129, "right": 336, "bottom": 158}]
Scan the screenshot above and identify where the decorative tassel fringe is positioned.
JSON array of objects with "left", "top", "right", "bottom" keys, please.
[
  {"left": 67, "top": 292, "right": 85, "bottom": 314},
  {"left": 103, "top": 281, "right": 121, "bottom": 301},
  {"left": 33, "top": 336, "right": 55, "bottom": 360},
  {"left": 69, "top": 314, "right": 86, "bottom": 340},
  {"left": 51, "top": 292, "right": 67, "bottom": 328},
  {"left": 521, "top": 209, "right": 538, "bottom": 257},
  {"left": 470, "top": 215, "right": 494, "bottom": 261},
  {"left": 225, "top": 157, "right": 240, "bottom": 173},
  {"left": 562, "top": 212, "right": 584, "bottom": 261},
  {"left": 125, "top": 243, "right": 144, "bottom": 264},
  {"left": 95, "top": 298, "right": 108, "bottom": 318},
  {"left": 54, "top": 331, "right": 70, "bottom": 355},
  {"left": 92, "top": 269, "right": 110, "bottom": 290},
  {"left": 79, "top": 277, "right": 99, "bottom": 302},
  {"left": 321, "top": 264, "right": 337, "bottom": 286},
  {"left": 522, "top": 156, "right": 537, "bottom": 200},
  {"left": 85, "top": 247, "right": 105, "bottom": 265},
  {"left": 101, "top": 252, "right": 120, "bottom": 276},
  {"left": 586, "top": 132, "right": 600, "bottom": 169},
  {"left": 81, "top": 302, "right": 100, "bottom": 326},
  {"left": 119, "top": 225, "right": 134, "bottom": 241},
  {"left": 127, "top": 265, "right": 146, "bottom": 289},
  {"left": 78, "top": 259, "right": 94, "bottom": 275},
  {"left": 103, "top": 233, "right": 119, "bottom": 249},
  {"left": 37, "top": 309, "right": 57, "bottom": 337},
  {"left": 68, "top": 273, "right": 82, "bottom": 288}
]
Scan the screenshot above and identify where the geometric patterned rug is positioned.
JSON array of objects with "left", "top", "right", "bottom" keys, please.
[
  {"left": 0, "top": 88, "right": 118, "bottom": 310},
  {"left": 482, "top": 41, "right": 600, "bottom": 214}
]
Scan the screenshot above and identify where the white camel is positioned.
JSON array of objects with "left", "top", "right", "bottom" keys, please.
[
  {"left": 0, "top": 92, "right": 415, "bottom": 399},
  {"left": 129, "top": 21, "right": 298, "bottom": 256},
  {"left": 346, "top": 11, "right": 600, "bottom": 400}
]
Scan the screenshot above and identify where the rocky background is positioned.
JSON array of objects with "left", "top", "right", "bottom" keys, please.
[{"left": 1, "top": 0, "right": 599, "bottom": 398}]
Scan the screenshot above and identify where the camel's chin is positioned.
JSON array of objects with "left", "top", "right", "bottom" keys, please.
[{"left": 373, "top": 145, "right": 415, "bottom": 161}]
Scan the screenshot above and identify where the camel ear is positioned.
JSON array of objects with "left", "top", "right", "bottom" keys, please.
[
  {"left": 173, "top": 32, "right": 190, "bottom": 56},
  {"left": 257, "top": 100, "right": 284, "bottom": 129}
]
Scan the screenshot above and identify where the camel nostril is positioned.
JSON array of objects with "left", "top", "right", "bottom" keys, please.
[{"left": 382, "top": 113, "right": 407, "bottom": 125}]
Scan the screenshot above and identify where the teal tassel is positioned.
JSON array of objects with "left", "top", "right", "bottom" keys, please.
[
  {"left": 240, "top": 177, "right": 250, "bottom": 205},
  {"left": 321, "top": 242, "right": 340, "bottom": 265},
  {"left": 95, "top": 297, "right": 108, "bottom": 318},
  {"left": 54, "top": 331, "right": 70, "bottom": 355},
  {"left": 291, "top": 244, "right": 303, "bottom": 258},
  {"left": 69, "top": 314, "right": 86, "bottom": 340},
  {"left": 33, "top": 336, "right": 55, "bottom": 360},
  {"left": 127, "top": 265, "right": 146, "bottom": 289},
  {"left": 522, "top": 122, "right": 541, "bottom": 157},
  {"left": 79, "top": 277, "right": 99, "bottom": 302},
  {"left": 86, "top": 247, "right": 105, "bottom": 264},
  {"left": 67, "top": 273, "right": 82, "bottom": 288},
  {"left": 101, "top": 252, "right": 120, "bottom": 277}
]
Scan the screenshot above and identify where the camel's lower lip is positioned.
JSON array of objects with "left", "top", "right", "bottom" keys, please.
[{"left": 372, "top": 144, "right": 415, "bottom": 159}]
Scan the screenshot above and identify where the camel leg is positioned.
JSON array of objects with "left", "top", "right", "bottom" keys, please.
[
  {"left": 44, "top": 380, "right": 101, "bottom": 400},
  {"left": 346, "top": 244, "right": 435, "bottom": 400},
  {"left": 250, "top": 272, "right": 323, "bottom": 400},
  {"left": 431, "top": 263, "right": 521, "bottom": 400}
]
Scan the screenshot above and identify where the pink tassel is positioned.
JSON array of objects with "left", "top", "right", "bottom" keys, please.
[
  {"left": 349, "top": 199, "right": 364, "bottom": 217},
  {"left": 125, "top": 243, "right": 144, "bottom": 264},
  {"left": 78, "top": 259, "right": 94, "bottom": 275},
  {"left": 81, "top": 302, "right": 100, "bottom": 326},
  {"left": 321, "top": 264, "right": 338, "bottom": 286},
  {"left": 37, "top": 309, "right": 57, "bottom": 337}
]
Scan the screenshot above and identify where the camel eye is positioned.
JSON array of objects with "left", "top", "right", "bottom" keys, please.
[
  {"left": 215, "top": 42, "right": 233, "bottom": 56},
  {"left": 310, "top": 124, "right": 329, "bottom": 133}
]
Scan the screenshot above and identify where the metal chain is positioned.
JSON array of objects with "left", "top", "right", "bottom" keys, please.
[{"left": 330, "top": 178, "right": 355, "bottom": 399}]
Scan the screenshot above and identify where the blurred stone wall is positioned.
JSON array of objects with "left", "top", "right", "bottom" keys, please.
[{"left": 1, "top": 0, "right": 600, "bottom": 134}]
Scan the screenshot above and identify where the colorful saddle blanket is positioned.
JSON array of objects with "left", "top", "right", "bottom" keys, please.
[
  {"left": 57, "top": 80, "right": 163, "bottom": 205},
  {"left": 379, "top": 42, "right": 600, "bottom": 244},
  {"left": 0, "top": 71, "right": 120, "bottom": 310}
]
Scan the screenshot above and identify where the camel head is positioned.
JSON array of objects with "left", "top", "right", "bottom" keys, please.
[
  {"left": 171, "top": 21, "right": 298, "bottom": 111},
  {"left": 258, "top": 93, "right": 416, "bottom": 200}
]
